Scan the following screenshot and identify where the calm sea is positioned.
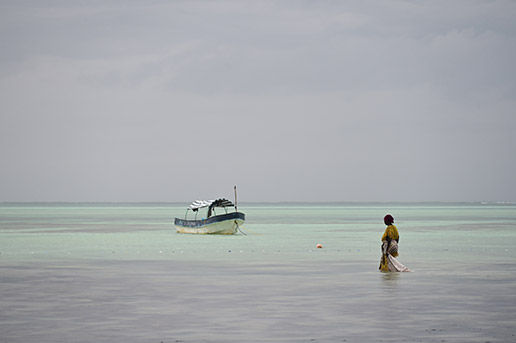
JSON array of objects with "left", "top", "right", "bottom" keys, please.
[{"left": 1, "top": 203, "right": 515, "bottom": 342}]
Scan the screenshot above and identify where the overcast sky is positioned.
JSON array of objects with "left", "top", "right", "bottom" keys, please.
[{"left": 0, "top": 0, "right": 515, "bottom": 202}]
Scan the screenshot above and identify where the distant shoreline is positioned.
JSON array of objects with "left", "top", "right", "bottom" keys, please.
[{"left": 1, "top": 201, "right": 515, "bottom": 206}]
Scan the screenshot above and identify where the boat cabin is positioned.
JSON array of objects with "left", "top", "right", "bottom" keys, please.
[{"left": 184, "top": 198, "right": 236, "bottom": 220}]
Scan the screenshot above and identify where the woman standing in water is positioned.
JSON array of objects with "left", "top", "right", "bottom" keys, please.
[{"left": 379, "top": 214, "right": 410, "bottom": 272}]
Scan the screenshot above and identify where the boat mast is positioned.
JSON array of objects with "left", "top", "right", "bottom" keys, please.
[{"left": 234, "top": 185, "right": 238, "bottom": 212}]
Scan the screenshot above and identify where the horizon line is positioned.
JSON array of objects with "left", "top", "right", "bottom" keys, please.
[{"left": 1, "top": 200, "right": 515, "bottom": 205}]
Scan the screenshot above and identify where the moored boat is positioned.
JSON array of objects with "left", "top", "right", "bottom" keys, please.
[{"left": 174, "top": 198, "right": 245, "bottom": 234}]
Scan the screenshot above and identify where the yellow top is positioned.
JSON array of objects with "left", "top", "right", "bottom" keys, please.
[{"left": 381, "top": 224, "right": 399, "bottom": 242}]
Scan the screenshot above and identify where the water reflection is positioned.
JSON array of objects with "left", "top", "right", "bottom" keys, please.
[{"left": 381, "top": 271, "right": 401, "bottom": 283}]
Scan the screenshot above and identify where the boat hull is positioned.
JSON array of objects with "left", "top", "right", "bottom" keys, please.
[{"left": 174, "top": 212, "right": 245, "bottom": 234}]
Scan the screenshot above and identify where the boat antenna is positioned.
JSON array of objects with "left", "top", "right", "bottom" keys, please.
[{"left": 234, "top": 185, "right": 238, "bottom": 212}]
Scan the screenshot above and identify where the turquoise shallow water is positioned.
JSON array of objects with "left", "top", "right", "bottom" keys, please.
[{"left": 1, "top": 203, "right": 516, "bottom": 342}]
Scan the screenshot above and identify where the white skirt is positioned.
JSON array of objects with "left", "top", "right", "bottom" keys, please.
[{"left": 386, "top": 254, "right": 410, "bottom": 272}]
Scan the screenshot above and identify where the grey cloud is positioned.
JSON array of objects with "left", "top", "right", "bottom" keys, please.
[{"left": 0, "top": 0, "right": 515, "bottom": 202}]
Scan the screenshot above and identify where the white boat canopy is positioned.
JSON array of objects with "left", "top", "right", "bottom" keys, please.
[{"left": 189, "top": 198, "right": 235, "bottom": 212}]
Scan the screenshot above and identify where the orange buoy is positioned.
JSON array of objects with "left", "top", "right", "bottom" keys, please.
[{"left": 316, "top": 243, "right": 323, "bottom": 249}]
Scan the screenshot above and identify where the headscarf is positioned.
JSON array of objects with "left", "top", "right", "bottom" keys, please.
[{"left": 384, "top": 214, "right": 394, "bottom": 225}]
